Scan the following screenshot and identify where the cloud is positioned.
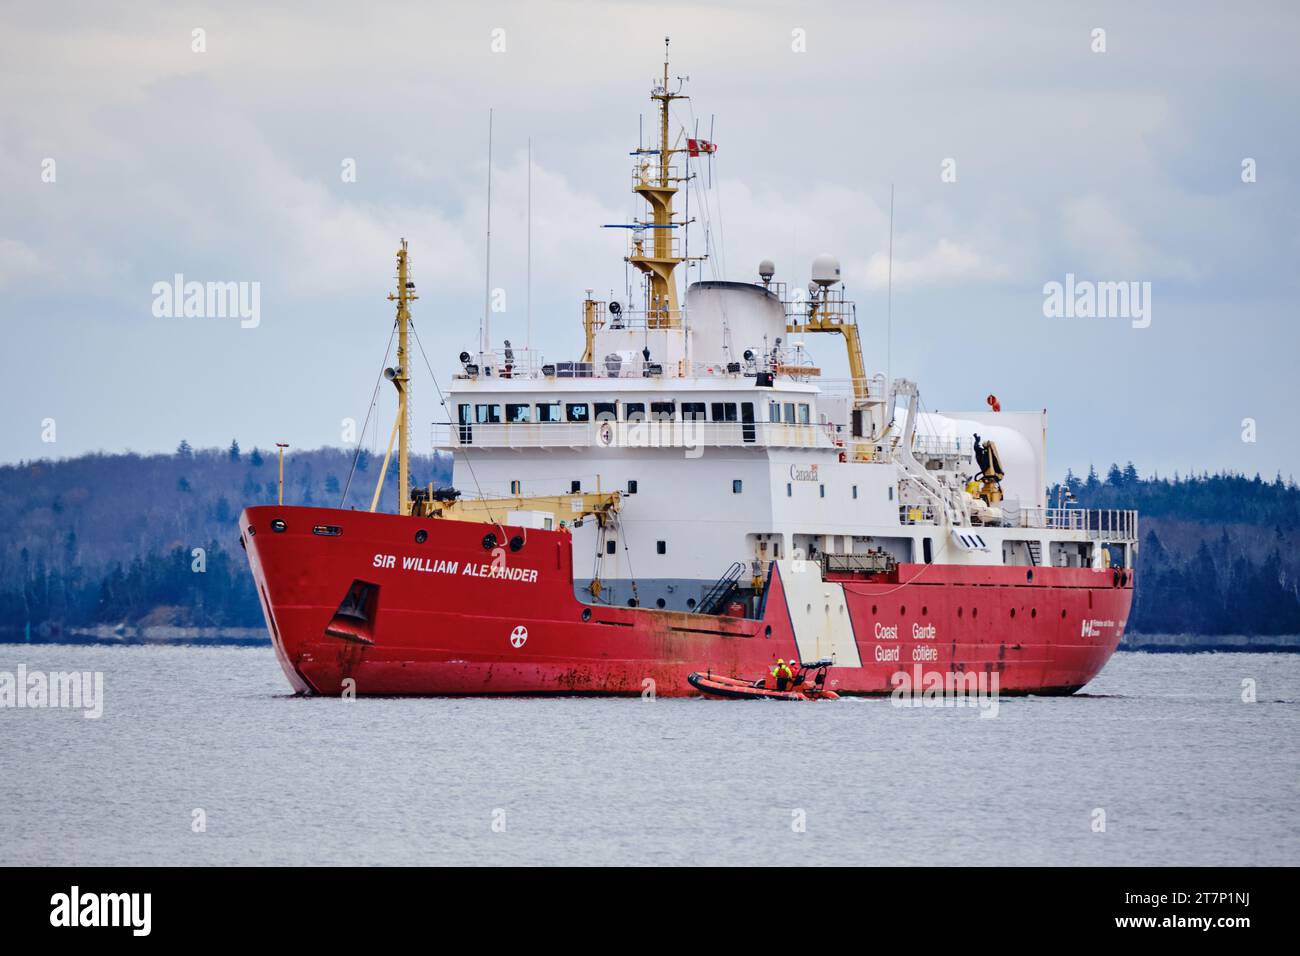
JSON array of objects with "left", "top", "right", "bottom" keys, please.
[
  {"left": 0, "top": 238, "right": 45, "bottom": 287},
  {"left": 1060, "top": 194, "right": 1196, "bottom": 280}
]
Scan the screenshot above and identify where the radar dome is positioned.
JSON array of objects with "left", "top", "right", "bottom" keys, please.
[
  {"left": 811, "top": 253, "right": 841, "bottom": 288},
  {"left": 758, "top": 259, "right": 775, "bottom": 283}
]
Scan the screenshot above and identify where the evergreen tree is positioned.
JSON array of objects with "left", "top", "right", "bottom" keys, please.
[{"left": 228, "top": 439, "right": 241, "bottom": 462}]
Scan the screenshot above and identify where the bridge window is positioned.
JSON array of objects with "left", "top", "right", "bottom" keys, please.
[
  {"left": 681, "top": 401, "right": 706, "bottom": 421},
  {"left": 711, "top": 402, "right": 738, "bottom": 422},
  {"left": 475, "top": 404, "right": 501, "bottom": 424},
  {"left": 537, "top": 402, "right": 562, "bottom": 423},
  {"left": 623, "top": 402, "right": 646, "bottom": 422},
  {"left": 656, "top": 541, "right": 666, "bottom": 554},
  {"left": 571, "top": 480, "right": 582, "bottom": 493},
  {"left": 769, "top": 400, "right": 781, "bottom": 422},
  {"left": 650, "top": 401, "right": 675, "bottom": 421},
  {"left": 565, "top": 402, "right": 589, "bottom": 422},
  {"left": 506, "top": 403, "right": 531, "bottom": 423},
  {"left": 627, "top": 480, "right": 638, "bottom": 494},
  {"left": 783, "top": 402, "right": 796, "bottom": 423},
  {"left": 593, "top": 401, "right": 617, "bottom": 421},
  {"left": 733, "top": 479, "right": 743, "bottom": 494},
  {"left": 798, "top": 403, "right": 811, "bottom": 425}
]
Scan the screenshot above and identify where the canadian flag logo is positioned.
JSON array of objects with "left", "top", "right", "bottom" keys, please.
[{"left": 687, "top": 138, "right": 716, "bottom": 157}]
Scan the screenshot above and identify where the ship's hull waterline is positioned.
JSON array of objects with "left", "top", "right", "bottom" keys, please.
[{"left": 242, "top": 505, "right": 1132, "bottom": 698}]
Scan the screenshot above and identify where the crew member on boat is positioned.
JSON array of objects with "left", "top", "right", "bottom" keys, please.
[{"left": 771, "top": 659, "right": 793, "bottom": 691}]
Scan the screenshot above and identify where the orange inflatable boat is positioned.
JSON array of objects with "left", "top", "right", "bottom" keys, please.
[{"left": 688, "top": 658, "right": 839, "bottom": 700}]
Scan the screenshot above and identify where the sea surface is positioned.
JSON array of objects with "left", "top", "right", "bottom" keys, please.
[{"left": 1, "top": 646, "right": 1296, "bottom": 866}]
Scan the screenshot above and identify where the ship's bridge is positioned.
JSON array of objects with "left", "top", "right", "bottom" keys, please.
[{"left": 434, "top": 375, "right": 847, "bottom": 452}]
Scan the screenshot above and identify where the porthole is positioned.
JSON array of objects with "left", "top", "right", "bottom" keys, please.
[
  {"left": 271, "top": 519, "right": 287, "bottom": 533},
  {"left": 871, "top": 604, "right": 878, "bottom": 614},
  {"left": 1061, "top": 608, "right": 1067, "bottom": 619},
  {"left": 922, "top": 605, "right": 928, "bottom": 615},
  {"left": 656, "top": 598, "right": 666, "bottom": 608},
  {"left": 687, "top": 598, "right": 697, "bottom": 609},
  {"left": 1031, "top": 608, "right": 1037, "bottom": 619},
  {"left": 414, "top": 529, "right": 428, "bottom": 544},
  {"left": 1010, "top": 608, "right": 1016, "bottom": 619},
  {"left": 509, "top": 535, "right": 524, "bottom": 552},
  {"left": 1026, "top": 569, "right": 1034, "bottom": 583},
  {"left": 627, "top": 598, "right": 638, "bottom": 607},
  {"left": 764, "top": 624, "right": 772, "bottom": 637},
  {"left": 482, "top": 533, "right": 498, "bottom": 550},
  {"left": 900, "top": 605, "right": 906, "bottom": 616},
  {"left": 581, "top": 608, "right": 592, "bottom": 622}
]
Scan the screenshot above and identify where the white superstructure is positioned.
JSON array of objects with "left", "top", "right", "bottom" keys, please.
[{"left": 424, "top": 46, "right": 1135, "bottom": 611}]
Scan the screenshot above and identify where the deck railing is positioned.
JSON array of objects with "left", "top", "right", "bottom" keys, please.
[
  {"left": 897, "top": 502, "right": 1138, "bottom": 540},
  {"left": 432, "top": 419, "right": 835, "bottom": 451},
  {"left": 910, "top": 436, "right": 971, "bottom": 459},
  {"left": 1013, "top": 507, "right": 1138, "bottom": 540}
]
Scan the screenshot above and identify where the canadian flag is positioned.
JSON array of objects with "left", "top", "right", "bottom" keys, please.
[{"left": 687, "top": 138, "right": 717, "bottom": 157}]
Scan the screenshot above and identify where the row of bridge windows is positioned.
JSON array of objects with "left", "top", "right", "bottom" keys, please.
[{"left": 459, "top": 399, "right": 811, "bottom": 425}]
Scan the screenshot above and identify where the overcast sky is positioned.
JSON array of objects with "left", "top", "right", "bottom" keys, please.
[{"left": 2, "top": 0, "right": 1297, "bottom": 480}]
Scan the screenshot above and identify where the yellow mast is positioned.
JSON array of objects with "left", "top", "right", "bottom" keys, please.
[
  {"left": 386, "top": 239, "right": 416, "bottom": 516},
  {"left": 629, "top": 37, "right": 687, "bottom": 328}
]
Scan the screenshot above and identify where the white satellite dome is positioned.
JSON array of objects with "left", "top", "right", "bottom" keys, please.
[{"left": 811, "top": 253, "right": 841, "bottom": 287}]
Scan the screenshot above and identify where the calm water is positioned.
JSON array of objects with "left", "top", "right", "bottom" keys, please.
[{"left": 1, "top": 646, "right": 1296, "bottom": 866}]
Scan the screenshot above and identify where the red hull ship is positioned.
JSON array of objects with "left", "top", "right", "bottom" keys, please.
[
  {"left": 242, "top": 45, "right": 1136, "bottom": 697},
  {"left": 242, "top": 505, "right": 1132, "bottom": 697}
]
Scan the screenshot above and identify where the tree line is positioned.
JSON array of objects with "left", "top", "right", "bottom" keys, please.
[
  {"left": 0, "top": 447, "right": 1295, "bottom": 637},
  {"left": 0, "top": 442, "right": 450, "bottom": 637},
  {"left": 1055, "top": 466, "right": 1300, "bottom": 634}
]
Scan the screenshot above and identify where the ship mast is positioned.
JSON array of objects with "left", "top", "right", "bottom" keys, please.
[
  {"left": 387, "top": 239, "right": 416, "bottom": 516},
  {"left": 630, "top": 37, "right": 687, "bottom": 328}
]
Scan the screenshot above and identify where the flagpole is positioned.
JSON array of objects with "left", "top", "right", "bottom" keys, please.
[
  {"left": 527, "top": 136, "right": 532, "bottom": 357},
  {"left": 482, "top": 108, "right": 494, "bottom": 367}
]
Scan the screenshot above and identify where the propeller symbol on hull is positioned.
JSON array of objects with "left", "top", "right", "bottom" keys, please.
[{"left": 510, "top": 626, "right": 529, "bottom": 649}]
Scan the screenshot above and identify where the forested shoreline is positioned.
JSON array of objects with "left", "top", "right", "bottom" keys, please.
[
  {"left": 1, "top": 447, "right": 1296, "bottom": 645},
  {"left": 0, "top": 442, "right": 449, "bottom": 637}
]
